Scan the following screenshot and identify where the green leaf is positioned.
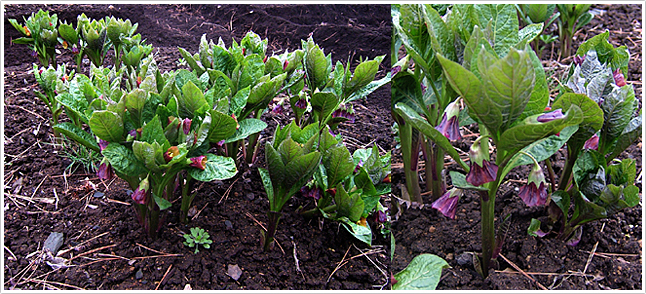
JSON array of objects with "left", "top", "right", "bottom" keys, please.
[
  {"left": 344, "top": 56, "right": 383, "bottom": 98},
  {"left": 89, "top": 110, "right": 124, "bottom": 142},
  {"left": 346, "top": 73, "right": 391, "bottom": 102},
  {"left": 498, "top": 105, "right": 583, "bottom": 163},
  {"left": 393, "top": 254, "right": 450, "bottom": 290},
  {"left": 175, "top": 69, "right": 201, "bottom": 94},
  {"left": 600, "top": 86, "right": 636, "bottom": 152},
  {"left": 125, "top": 89, "right": 148, "bottom": 125},
  {"left": 518, "top": 47, "right": 549, "bottom": 121},
  {"left": 449, "top": 171, "right": 488, "bottom": 191},
  {"left": 153, "top": 193, "right": 172, "bottom": 210},
  {"left": 323, "top": 145, "right": 355, "bottom": 187},
  {"left": 334, "top": 184, "right": 364, "bottom": 222},
  {"left": 189, "top": 153, "right": 237, "bottom": 182},
  {"left": 527, "top": 218, "right": 543, "bottom": 237},
  {"left": 482, "top": 47, "right": 535, "bottom": 131},
  {"left": 517, "top": 23, "right": 544, "bottom": 45},
  {"left": 224, "top": 118, "right": 267, "bottom": 143},
  {"left": 552, "top": 93, "right": 603, "bottom": 153},
  {"left": 551, "top": 190, "right": 570, "bottom": 217},
  {"left": 607, "top": 115, "right": 641, "bottom": 161},
  {"left": 394, "top": 103, "right": 469, "bottom": 171},
  {"left": 57, "top": 92, "right": 89, "bottom": 124},
  {"left": 473, "top": 4, "right": 519, "bottom": 56},
  {"left": 132, "top": 141, "right": 160, "bottom": 172},
  {"left": 207, "top": 110, "right": 237, "bottom": 143},
  {"left": 265, "top": 143, "right": 285, "bottom": 186},
  {"left": 141, "top": 115, "right": 169, "bottom": 148},
  {"left": 238, "top": 54, "right": 265, "bottom": 91},
  {"left": 310, "top": 91, "right": 340, "bottom": 126},
  {"left": 606, "top": 158, "right": 636, "bottom": 187},
  {"left": 53, "top": 123, "right": 100, "bottom": 152},
  {"left": 501, "top": 125, "right": 578, "bottom": 178},
  {"left": 178, "top": 81, "right": 208, "bottom": 119},
  {"left": 229, "top": 86, "right": 249, "bottom": 118},
  {"left": 339, "top": 217, "right": 372, "bottom": 246},
  {"left": 305, "top": 41, "right": 329, "bottom": 90},
  {"left": 437, "top": 53, "right": 502, "bottom": 138},
  {"left": 258, "top": 168, "right": 274, "bottom": 205},
  {"left": 178, "top": 47, "right": 205, "bottom": 77},
  {"left": 281, "top": 152, "right": 321, "bottom": 207},
  {"left": 102, "top": 143, "right": 147, "bottom": 177}
]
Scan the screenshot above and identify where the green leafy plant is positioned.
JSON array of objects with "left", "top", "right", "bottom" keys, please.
[
  {"left": 106, "top": 16, "right": 138, "bottom": 70},
  {"left": 183, "top": 227, "right": 213, "bottom": 254},
  {"left": 33, "top": 63, "right": 74, "bottom": 138},
  {"left": 9, "top": 9, "right": 59, "bottom": 66},
  {"left": 259, "top": 122, "right": 321, "bottom": 251},
  {"left": 58, "top": 18, "right": 84, "bottom": 69},
  {"left": 78, "top": 14, "right": 110, "bottom": 67},
  {"left": 299, "top": 126, "right": 391, "bottom": 246},
  {"left": 516, "top": 4, "right": 560, "bottom": 59},
  {"left": 53, "top": 57, "right": 238, "bottom": 238},
  {"left": 556, "top": 4, "right": 593, "bottom": 59}
]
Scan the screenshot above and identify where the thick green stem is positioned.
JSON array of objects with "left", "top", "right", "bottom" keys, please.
[
  {"left": 400, "top": 123, "right": 422, "bottom": 203},
  {"left": 545, "top": 158, "right": 556, "bottom": 193},
  {"left": 263, "top": 211, "right": 282, "bottom": 251},
  {"left": 179, "top": 173, "right": 195, "bottom": 224},
  {"left": 300, "top": 204, "right": 337, "bottom": 218},
  {"left": 480, "top": 178, "right": 500, "bottom": 278},
  {"left": 558, "top": 146, "right": 577, "bottom": 191}
]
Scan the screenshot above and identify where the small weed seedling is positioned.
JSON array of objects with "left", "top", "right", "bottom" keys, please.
[{"left": 183, "top": 227, "right": 212, "bottom": 254}]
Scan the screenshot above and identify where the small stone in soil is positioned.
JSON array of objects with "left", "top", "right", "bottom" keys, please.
[
  {"left": 43, "top": 232, "right": 64, "bottom": 255},
  {"left": 224, "top": 220, "right": 233, "bottom": 230},
  {"left": 227, "top": 264, "right": 242, "bottom": 281},
  {"left": 245, "top": 193, "right": 255, "bottom": 201},
  {"left": 136, "top": 269, "right": 143, "bottom": 279},
  {"left": 456, "top": 252, "right": 472, "bottom": 267},
  {"left": 93, "top": 191, "right": 105, "bottom": 198}
]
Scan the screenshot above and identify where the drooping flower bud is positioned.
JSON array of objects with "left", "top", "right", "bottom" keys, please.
[
  {"left": 283, "top": 60, "right": 289, "bottom": 71},
  {"left": 216, "top": 139, "right": 226, "bottom": 147},
  {"left": 242, "top": 48, "right": 246, "bottom": 55},
  {"left": 573, "top": 55, "right": 585, "bottom": 66},
  {"left": 537, "top": 109, "right": 564, "bottom": 123},
  {"left": 518, "top": 162, "right": 548, "bottom": 207},
  {"left": 382, "top": 173, "right": 391, "bottom": 183},
  {"left": 375, "top": 210, "right": 388, "bottom": 223},
  {"left": 431, "top": 188, "right": 462, "bottom": 219},
  {"left": 420, "top": 83, "right": 427, "bottom": 95},
  {"left": 131, "top": 176, "right": 150, "bottom": 205},
  {"left": 465, "top": 137, "right": 498, "bottom": 187},
  {"left": 126, "top": 129, "right": 137, "bottom": 141},
  {"left": 24, "top": 26, "right": 31, "bottom": 37},
  {"left": 31, "top": 50, "right": 38, "bottom": 58},
  {"left": 98, "top": 139, "right": 109, "bottom": 151},
  {"left": 189, "top": 155, "right": 208, "bottom": 170},
  {"left": 164, "top": 146, "right": 180, "bottom": 163},
  {"left": 300, "top": 186, "right": 322, "bottom": 200},
  {"left": 583, "top": 133, "right": 599, "bottom": 150},
  {"left": 263, "top": 55, "right": 268, "bottom": 63},
  {"left": 271, "top": 103, "right": 284, "bottom": 114},
  {"left": 96, "top": 158, "right": 114, "bottom": 180},
  {"left": 613, "top": 68, "right": 627, "bottom": 87},
  {"left": 294, "top": 98, "right": 307, "bottom": 109},
  {"left": 326, "top": 188, "right": 337, "bottom": 197},
  {"left": 391, "top": 65, "right": 401, "bottom": 76},
  {"left": 435, "top": 100, "right": 462, "bottom": 141},
  {"left": 136, "top": 76, "right": 142, "bottom": 88},
  {"left": 182, "top": 118, "right": 192, "bottom": 135}
]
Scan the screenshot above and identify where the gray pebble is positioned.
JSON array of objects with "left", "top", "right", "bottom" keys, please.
[
  {"left": 245, "top": 193, "right": 255, "bottom": 201},
  {"left": 43, "top": 232, "right": 64, "bottom": 255},
  {"left": 456, "top": 252, "right": 472, "bottom": 267},
  {"left": 136, "top": 269, "right": 143, "bottom": 279},
  {"left": 224, "top": 220, "right": 233, "bottom": 230}
]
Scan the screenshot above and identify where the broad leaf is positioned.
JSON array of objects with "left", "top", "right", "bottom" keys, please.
[
  {"left": 178, "top": 81, "right": 208, "bottom": 119},
  {"left": 552, "top": 93, "right": 603, "bottom": 153},
  {"left": 334, "top": 184, "right": 364, "bottom": 222},
  {"left": 323, "top": 145, "right": 355, "bottom": 187},
  {"left": 153, "top": 193, "right": 172, "bottom": 211},
  {"left": 473, "top": 4, "right": 519, "bottom": 57},
  {"left": 258, "top": 168, "right": 274, "bottom": 205},
  {"left": 207, "top": 110, "right": 238, "bottom": 143},
  {"left": 339, "top": 217, "right": 372, "bottom": 246},
  {"left": 310, "top": 92, "right": 339, "bottom": 126},
  {"left": 89, "top": 110, "right": 124, "bottom": 142},
  {"left": 393, "top": 254, "right": 450, "bottom": 290},
  {"left": 224, "top": 118, "right": 267, "bottom": 143},
  {"left": 102, "top": 143, "right": 147, "bottom": 177},
  {"left": 189, "top": 153, "right": 237, "bottom": 182}
]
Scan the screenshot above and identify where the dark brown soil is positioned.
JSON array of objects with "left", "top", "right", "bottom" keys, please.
[
  {"left": 391, "top": 4, "right": 642, "bottom": 290},
  {"left": 4, "top": 4, "right": 392, "bottom": 290}
]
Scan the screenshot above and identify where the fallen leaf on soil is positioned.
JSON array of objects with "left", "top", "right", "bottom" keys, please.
[{"left": 227, "top": 264, "right": 242, "bottom": 281}]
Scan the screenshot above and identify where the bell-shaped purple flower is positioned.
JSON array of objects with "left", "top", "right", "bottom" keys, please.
[
  {"left": 216, "top": 139, "right": 226, "bottom": 147},
  {"left": 71, "top": 46, "right": 80, "bottom": 55},
  {"left": 431, "top": 188, "right": 462, "bottom": 219},
  {"left": 295, "top": 98, "right": 307, "bottom": 109},
  {"left": 613, "top": 68, "right": 627, "bottom": 87},
  {"left": 98, "top": 139, "right": 109, "bottom": 151},
  {"left": 31, "top": 50, "right": 38, "bottom": 58},
  {"left": 435, "top": 100, "right": 461, "bottom": 141},
  {"left": 354, "top": 159, "right": 364, "bottom": 173},
  {"left": 132, "top": 176, "right": 150, "bottom": 205},
  {"left": 331, "top": 107, "right": 355, "bottom": 123},
  {"left": 96, "top": 159, "right": 114, "bottom": 180},
  {"left": 164, "top": 146, "right": 180, "bottom": 163},
  {"left": 465, "top": 138, "right": 498, "bottom": 186},
  {"left": 189, "top": 155, "right": 208, "bottom": 170},
  {"left": 182, "top": 118, "right": 192, "bottom": 135},
  {"left": 300, "top": 186, "right": 322, "bottom": 200},
  {"left": 583, "top": 133, "right": 599, "bottom": 150},
  {"left": 375, "top": 210, "right": 388, "bottom": 223},
  {"left": 518, "top": 162, "right": 548, "bottom": 207},
  {"left": 272, "top": 103, "right": 284, "bottom": 114},
  {"left": 573, "top": 55, "right": 585, "bottom": 66},
  {"left": 537, "top": 109, "right": 564, "bottom": 123}
]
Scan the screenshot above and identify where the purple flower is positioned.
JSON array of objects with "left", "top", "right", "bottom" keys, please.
[
  {"left": 272, "top": 103, "right": 284, "bottom": 114},
  {"left": 31, "top": 50, "right": 37, "bottom": 58},
  {"left": 216, "top": 139, "right": 226, "bottom": 147},
  {"left": 98, "top": 139, "right": 109, "bottom": 151},
  {"left": 435, "top": 100, "right": 461, "bottom": 141},
  {"left": 391, "top": 65, "right": 401, "bottom": 76},
  {"left": 537, "top": 109, "right": 564, "bottom": 123},
  {"left": 431, "top": 188, "right": 462, "bottom": 219},
  {"left": 96, "top": 160, "right": 114, "bottom": 180},
  {"left": 518, "top": 162, "right": 548, "bottom": 207},
  {"left": 295, "top": 98, "right": 307, "bottom": 109},
  {"left": 182, "top": 118, "right": 191, "bottom": 135},
  {"left": 375, "top": 210, "right": 388, "bottom": 223},
  {"left": 573, "top": 55, "right": 585, "bottom": 66},
  {"left": 164, "top": 146, "right": 179, "bottom": 163},
  {"left": 189, "top": 155, "right": 207, "bottom": 170},
  {"left": 71, "top": 46, "right": 80, "bottom": 55},
  {"left": 127, "top": 129, "right": 137, "bottom": 140},
  {"left": 465, "top": 138, "right": 498, "bottom": 187},
  {"left": 354, "top": 159, "right": 364, "bottom": 173},
  {"left": 300, "top": 186, "right": 322, "bottom": 200},
  {"left": 331, "top": 108, "right": 355, "bottom": 123},
  {"left": 613, "top": 68, "right": 627, "bottom": 87},
  {"left": 132, "top": 177, "right": 150, "bottom": 205},
  {"left": 420, "top": 83, "right": 427, "bottom": 95},
  {"left": 583, "top": 133, "right": 599, "bottom": 150}
]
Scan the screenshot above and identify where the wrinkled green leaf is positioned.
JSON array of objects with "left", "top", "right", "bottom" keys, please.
[
  {"left": 189, "top": 153, "right": 237, "bottom": 182},
  {"left": 393, "top": 254, "right": 450, "bottom": 290}
]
